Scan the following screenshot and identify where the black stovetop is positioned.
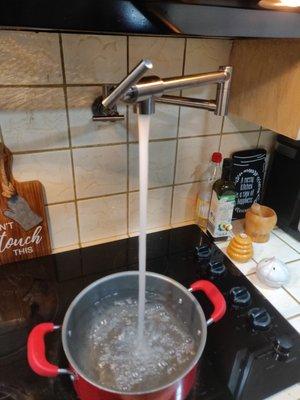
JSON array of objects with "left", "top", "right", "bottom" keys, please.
[{"left": 0, "top": 225, "right": 299, "bottom": 400}]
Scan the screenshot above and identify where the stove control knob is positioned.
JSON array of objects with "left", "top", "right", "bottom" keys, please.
[
  {"left": 230, "top": 286, "right": 251, "bottom": 307},
  {"left": 208, "top": 261, "right": 226, "bottom": 277},
  {"left": 274, "top": 336, "right": 293, "bottom": 360},
  {"left": 195, "top": 244, "right": 211, "bottom": 260},
  {"left": 248, "top": 307, "right": 271, "bottom": 331}
]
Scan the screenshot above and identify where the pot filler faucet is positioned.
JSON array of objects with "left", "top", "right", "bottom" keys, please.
[{"left": 92, "top": 59, "right": 232, "bottom": 120}]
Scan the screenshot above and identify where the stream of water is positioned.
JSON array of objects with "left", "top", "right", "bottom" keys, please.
[{"left": 137, "top": 113, "right": 151, "bottom": 344}]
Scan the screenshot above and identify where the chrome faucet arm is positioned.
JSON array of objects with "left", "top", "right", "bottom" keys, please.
[{"left": 98, "top": 60, "right": 232, "bottom": 117}]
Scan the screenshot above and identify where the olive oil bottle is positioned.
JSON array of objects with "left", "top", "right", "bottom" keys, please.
[{"left": 207, "top": 158, "right": 236, "bottom": 240}]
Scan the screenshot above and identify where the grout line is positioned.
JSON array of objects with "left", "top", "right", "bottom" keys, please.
[
  {"left": 282, "top": 287, "right": 300, "bottom": 305},
  {"left": 256, "top": 126, "right": 262, "bottom": 148},
  {"left": 77, "top": 191, "right": 128, "bottom": 202},
  {"left": 221, "top": 129, "right": 261, "bottom": 136},
  {"left": 172, "top": 133, "right": 222, "bottom": 141},
  {"left": 46, "top": 199, "right": 76, "bottom": 207},
  {"left": 46, "top": 192, "right": 127, "bottom": 207},
  {"left": 129, "top": 137, "right": 177, "bottom": 144},
  {"left": 218, "top": 116, "right": 225, "bottom": 152},
  {"left": 12, "top": 147, "right": 70, "bottom": 155},
  {"left": 287, "top": 313, "right": 300, "bottom": 320},
  {"left": 72, "top": 141, "right": 128, "bottom": 149},
  {"left": 0, "top": 27, "right": 234, "bottom": 41},
  {"left": 284, "top": 258, "right": 300, "bottom": 265},
  {"left": 169, "top": 37, "right": 187, "bottom": 226},
  {"left": 58, "top": 33, "right": 82, "bottom": 248},
  {"left": 272, "top": 230, "right": 300, "bottom": 255},
  {"left": 45, "top": 180, "right": 206, "bottom": 206},
  {"left": 12, "top": 139, "right": 179, "bottom": 156},
  {"left": 174, "top": 179, "right": 202, "bottom": 187},
  {"left": 0, "top": 83, "right": 119, "bottom": 89},
  {"left": 12, "top": 142, "right": 128, "bottom": 155}
]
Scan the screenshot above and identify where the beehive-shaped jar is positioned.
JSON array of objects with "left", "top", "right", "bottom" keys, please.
[{"left": 227, "top": 233, "right": 253, "bottom": 263}]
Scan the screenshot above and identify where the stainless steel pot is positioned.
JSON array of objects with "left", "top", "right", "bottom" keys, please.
[{"left": 28, "top": 271, "right": 226, "bottom": 400}]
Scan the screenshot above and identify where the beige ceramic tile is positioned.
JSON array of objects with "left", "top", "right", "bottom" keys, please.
[
  {"left": 179, "top": 105, "right": 223, "bottom": 137},
  {"left": 46, "top": 203, "right": 79, "bottom": 250},
  {"left": 273, "top": 228, "right": 300, "bottom": 253},
  {"left": 129, "top": 36, "right": 185, "bottom": 78},
  {"left": 175, "top": 136, "right": 220, "bottom": 184},
  {"left": 288, "top": 316, "right": 300, "bottom": 334},
  {"left": 62, "top": 34, "right": 127, "bottom": 84},
  {"left": 223, "top": 114, "right": 260, "bottom": 133},
  {"left": 129, "top": 187, "right": 172, "bottom": 233},
  {"left": 0, "top": 30, "right": 62, "bottom": 84},
  {"left": 0, "top": 88, "right": 68, "bottom": 152},
  {"left": 184, "top": 39, "right": 232, "bottom": 75},
  {"left": 128, "top": 103, "right": 179, "bottom": 141},
  {"left": 266, "top": 384, "right": 300, "bottom": 400},
  {"left": 179, "top": 39, "right": 232, "bottom": 138},
  {"left": 252, "top": 233, "right": 300, "bottom": 264},
  {"left": 129, "top": 140, "right": 176, "bottom": 190},
  {"left": 258, "top": 130, "right": 277, "bottom": 153},
  {"left": 78, "top": 194, "right": 127, "bottom": 243},
  {"left": 67, "top": 86, "right": 127, "bottom": 146},
  {"left": 171, "top": 220, "right": 195, "bottom": 229},
  {"left": 220, "top": 132, "right": 260, "bottom": 158},
  {"left": 248, "top": 274, "right": 300, "bottom": 319},
  {"left": 178, "top": 84, "right": 222, "bottom": 138},
  {"left": 129, "top": 226, "right": 172, "bottom": 238},
  {"left": 13, "top": 150, "right": 75, "bottom": 204},
  {"left": 52, "top": 244, "right": 79, "bottom": 254},
  {"left": 171, "top": 183, "right": 200, "bottom": 224},
  {"left": 73, "top": 145, "right": 127, "bottom": 199},
  {"left": 80, "top": 234, "right": 128, "bottom": 248},
  {"left": 284, "top": 260, "right": 300, "bottom": 303}
]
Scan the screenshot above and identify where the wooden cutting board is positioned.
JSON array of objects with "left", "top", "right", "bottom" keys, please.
[{"left": 0, "top": 145, "right": 51, "bottom": 265}]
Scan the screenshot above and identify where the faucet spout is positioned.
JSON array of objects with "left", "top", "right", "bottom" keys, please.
[{"left": 102, "top": 59, "right": 153, "bottom": 109}]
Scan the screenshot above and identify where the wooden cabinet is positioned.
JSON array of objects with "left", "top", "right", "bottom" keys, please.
[{"left": 229, "top": 39, "right": 300, "bottom": 140}]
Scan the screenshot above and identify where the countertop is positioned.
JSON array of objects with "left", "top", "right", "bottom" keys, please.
[{"left": 215, "top": 220, "right": 300, "bottom": 400}]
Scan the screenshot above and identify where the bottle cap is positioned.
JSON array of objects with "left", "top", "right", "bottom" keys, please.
[{"left": 212, "top": 152, "right": 222, "bottom": 164}]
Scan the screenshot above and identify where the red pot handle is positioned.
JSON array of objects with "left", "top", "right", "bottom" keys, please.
[
  {"left": 190, "top": 280, "right": 226, "bottom": 325},
  {"left": 27, "top": 322, "right": 60, "bottom": 377}
]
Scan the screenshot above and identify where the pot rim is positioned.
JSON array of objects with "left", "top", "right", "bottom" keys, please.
[{"left": 62, "top": 271, "right": 207, "bottom": 396}]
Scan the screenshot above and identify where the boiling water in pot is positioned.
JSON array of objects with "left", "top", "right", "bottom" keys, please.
[{"left": 82, "top": 291, "right": 196, "bottom": 392}]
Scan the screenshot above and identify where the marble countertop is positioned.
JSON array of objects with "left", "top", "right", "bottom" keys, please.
[{"left": 215, "top": 220, "right": 300, "bottom": 400}]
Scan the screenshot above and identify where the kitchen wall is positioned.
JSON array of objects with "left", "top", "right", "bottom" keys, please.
[{"left": 0, "top": 31, "right": 276, "bottom": 253}]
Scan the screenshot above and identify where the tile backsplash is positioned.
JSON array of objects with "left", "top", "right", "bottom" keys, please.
[{"left": 0, "top": 30, "right": 277, "bottom": 253}]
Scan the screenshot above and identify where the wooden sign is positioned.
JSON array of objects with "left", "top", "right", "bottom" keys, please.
[{"left": 0, "top": 145, "right": 51, "bottom": 265}]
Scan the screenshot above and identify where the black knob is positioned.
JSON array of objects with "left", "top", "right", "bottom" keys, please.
[
  {"left": 274, "top": 336, "right": 293, "bottom": 360},
  {"left": 208, "top": 261, "right": 226, "bottom": 277},
  {"left": 230, "top": 286, "right": 251, "bottom": 307},
  {"left": 248, "top": 307, "right": 272, "bottom": 331},
  {"left": 195, "top": 244, "right": 211, "bottom": 260}
]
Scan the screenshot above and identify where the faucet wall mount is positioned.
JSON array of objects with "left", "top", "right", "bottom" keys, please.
[{"left": 92, "top": 60, "right": 232, "bottom": 119}]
